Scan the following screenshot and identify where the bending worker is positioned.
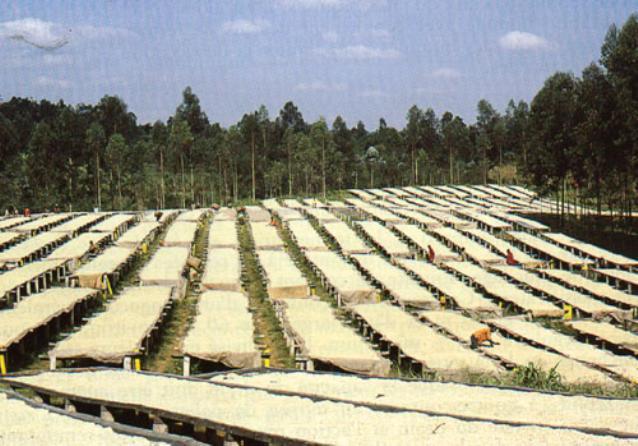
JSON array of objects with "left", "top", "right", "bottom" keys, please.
[{"left": 470, "top": 327, "right": 498, "bottom": 349}]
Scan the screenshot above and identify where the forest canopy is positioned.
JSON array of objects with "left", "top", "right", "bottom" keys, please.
[{"left": 0, "top": 14, "right": 637, "bottom": 216}]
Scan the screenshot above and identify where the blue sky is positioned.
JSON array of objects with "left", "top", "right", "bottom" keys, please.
[{"left": 1, "top": 0, "right": 636, "bottom": 128}]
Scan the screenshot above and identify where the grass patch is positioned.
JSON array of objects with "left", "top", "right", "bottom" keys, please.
[
  {"left": 145, "top": 217, "right": 210, "bottom": 374},
  {"left": 238, "top": 217, "right": 294, "bottom": 369}
]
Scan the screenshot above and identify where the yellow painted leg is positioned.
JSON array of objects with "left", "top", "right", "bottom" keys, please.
[
  {"left": 563, "top": 304, "right": 573, "bottom": 321},
  {"left": 134, "top": 357, "right": 141, "bottom": 371},
  {"left": 105, "top": 276, "right": 113, "bottom": 297},
  {"left": 0, "top": 353, "right": 7, "bottom": 375}
]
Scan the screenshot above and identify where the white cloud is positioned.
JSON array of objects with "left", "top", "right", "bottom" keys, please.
[
  {"left": 315, "top": 44, "right": 400, "bottom": 60},
  {"left": 322, "top": 31, "right": 339, "bottom": 43},
  {"left": 0, "top": 18, "right": 69, "bottom": 49},
  {"left": 0, "top": 18, "right": 134, "bottom": 50},
  {"left": 499, "top": 31, "right": 551, "bottom": 50},
  {"left": 360, "top": 89, "right": 389, "bottom": 98},
  {"left": 220, "top": 19, "right": 270, "bottom": 34},
  {"left": 294, "top": 81, "right": 347, "bottom": 92},
  {"left": 431, "top": 67, "right": 461, "bottom": 79},
  {"left": 35, "top": 76, "right": 71, "bottom": 89}
]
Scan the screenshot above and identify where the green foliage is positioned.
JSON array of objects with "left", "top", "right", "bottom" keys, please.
[
  {"left": 2, "top": 14, "right": 638, "bottom": 211},
  {"left": 511, "top": 362, "right": 564, "bottom": 391}
]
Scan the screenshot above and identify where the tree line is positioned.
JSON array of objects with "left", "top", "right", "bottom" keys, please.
[{"left": 0, "top": 14, "right": 636, "bottom": 216}]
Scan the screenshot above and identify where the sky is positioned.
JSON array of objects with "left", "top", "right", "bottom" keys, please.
[{"left": 1, "top": 0, "right": 636, "bottom": 129}]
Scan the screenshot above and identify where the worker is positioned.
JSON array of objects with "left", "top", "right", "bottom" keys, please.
[
  {"left": 470, "top": 327, "right": 498, "bottom": 349},
  {"left": 269, "top": 216, "right": 278, "bottom": 227},
  {"left": 88, "top": 240, "right": 99, "bottom": 256},
  {"left": 23, "top": 207, "right": 31, "bottom": 218},
  {"left": 506, "top": 248, "right": 518, "bottom": 266},
  {"left": 426, "top": 244, "right": 436, "bottom": 263},
  {"left": 154, "top": 210, "right": 163, "bottom": 222}
]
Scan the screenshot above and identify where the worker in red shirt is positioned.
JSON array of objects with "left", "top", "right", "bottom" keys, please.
[
  {"left": 426, "top": 244, "right": 435, "bottom": 263},
  {"left": 506, "top": 248, "right": 518, "bottom": 266},
  {"left": 23, "top": 207, "right": 31, "bottom": 217}
]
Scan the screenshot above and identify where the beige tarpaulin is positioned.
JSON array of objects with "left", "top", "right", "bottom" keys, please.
[
  {"left": 163, "top": 221, "right": 198, "bottom": 248},
  {"left": 327, "top": 200, "right": 347, "bottom": 208},
  {"left": 488, "top": 317, "right": 638, "bottom": 383},
  {"left": 0, "top": 216, "right": 30, "bottom": 230},
  {"left": 393, "top": 224, "right": 458, "bottom": 261},
  {"left": 0, "top": 260, "right": 66, "bottom": 298},
  {"left": 463, "top": 228, "right": 539, "bottom": 267},
  {"left": 350, "top": 254, "right": 437, "bottom": 308},
  {"left": 594, "top": 268, "right": 638, "bottom": 288},
  {"left": 0, "top": 232, "right": 22, "bottom": 247},
  {"left": 47, "top": 232, "right": 111, "bottom": 262},
  {"left": 302, "top": 198, "right": 326, "bottom": 207},
  {"left": 544, "top": 232, "right": 637, "bottom": 265},
  {"left": 360, "top": 205, "right": 404, "bottom": 224},
  {"left": 286, "top": 220, "right": 327, "bottom": 251},
  {"left": 354, "top": 302, "right": 499, "bottom": 375},
  {"left": 304, "top": 251, "right": 375, "bottom": 304},
  {"left": 10, "top": 370, "right": 638, "bottom": 445},
  {"left": 91, "top": 214, "right": 136, "bottom": 234},
  {"left": 431, "top": 227, "right": 502, "bottom": 265},
  {"left": 568, "top": 321, "right": 638, "bottom": 353},
  {"left": 490, "top": 212, "right": 549, "bottom": 231},
  {"left": 274, "top": 207, "right": 304, "bottom": 222},
  {"left": 445, "top": 261, "right": 563, "bottom": 317},
  {"left": 13, "top": 214, "right": 71, "bottom": 233},
  {"left": 421, "top": 210, "right": 473, "bottom": 228},
  {"left": 455, "top": 209, "right": 513, "bottom": 231},
  {"left": 282, "top": 299, "right": 390, "bottom": 375},
  {"left": 0, "top": 232, "right": 68, "bottom": 264},
  {"left": 392, "top": 209, "right": 442, "bottom": 228},
  {"left": 213, "top": 207, "right": 237, "bottom": 221},
  {"left": 142, "top": 209, "right": 178, "bottom": 223},
  {"left": 249, "top": 222, "right": 284, "bottom": 250},
  {"left": 398, "top": 259, "right": 501, "bottom": 316},
  {"left": 245, "top": 206, "right": 270, "bottom": 222},
  {"left": 73, "top": 246, "right": 134, "bottom": 288},
  {"left": 541, "top": 269, "right": 638, "bottom": 308},
  {"left": 211, "top": 370, "right": 636, "bottom": 435},
  {"left": 175, "top": 208, "right": 207, "bottom": 222},
  {"left": 420, "top": 311, "right": 612, "bottom": 385},
  {"left": 208, "top": 220, "right": 238, "bottom": 248},
  {"left": 51, "top": 213, "right": 106, "bottom": 233},
  {"left": 261, "top": 198, "right": 281, "bottom": 210},
  {"left": 49, "top": 286, "right": 172, "bottom": 363},
  {"left": 355, "top": 221, "right": 411, "bottom": 257},
  {"left": 256, "top": 250, "right": 308, "bottom": 299},
  {"left": 348, "top": 188, "right": 376, "bottom": 200},
  {"left": 303, "top": 207, "right": 338, "bottom": 223},
  {"left": 116, "top": 222, "right": 160, "bottom": 249},
  {"left": 0, "top": 392, "right": 167, "bottom": 446},
  {"left": 282, "top": 198, "right": 303, "bottom": 208},
  {"left": 182, "top": 290, "right": 260, "bottom": 368},
  {"left": 506, "top": 231, "right": 593, "bottom": 267},
  {"left": 492, "top": 266, "right": 627, "bottom": 319},
  {"left": 139, "top": 247, "right": 189, "bottom": 288},
  {"left": 201, "top": 248, "right": 241, "bottom": 291},
  {"left": 0, "top": 287, "right": 97, "bottom": 349},
  {"left": 321, "top": 221, "right": 371, "bottom": 255}
]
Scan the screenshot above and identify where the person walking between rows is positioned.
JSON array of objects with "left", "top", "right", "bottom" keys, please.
[
  {"left": 506, "top": 248, "right": 518, "bottom": 266},
  {"left": 426, "top": 244, "right": 435, "bottom": 263}
]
